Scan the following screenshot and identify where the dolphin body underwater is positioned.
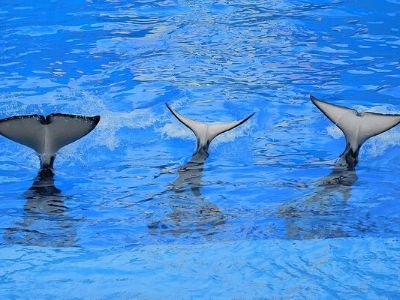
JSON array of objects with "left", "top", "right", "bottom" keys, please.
[
  {"left": 0, "top": 114, "right": 100, "bottom": 175},
  {"left": 3, "top": 171, "right": 77, "bottom": 247},
  {"left": 278, "top": 96, "right": 400, "bottom": 239},
  {"left": 0, "top": 113, "right": 99, "bottom": 246}
]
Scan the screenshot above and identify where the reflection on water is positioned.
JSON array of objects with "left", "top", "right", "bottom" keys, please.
[
  {"left": 280, "top": 159, "right": 359, "bottom": 240},
  {"left": 3, "top": 171, "right": 76, "bottom": 247},
  {"left": 172, "top": 150, "right": 208, "bottom": 196},
  {"left": 149, "top": 149, "right": 225, "bottom": 238}
]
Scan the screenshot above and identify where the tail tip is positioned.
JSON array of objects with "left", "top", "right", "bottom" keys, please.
[
  {"left": 310, "top": 94, "right": 318, "bottom": 103},
  {"left": 246, "top": 112, "right": 256, "bottom": 121},
  {"left": 165, "top": 103, "right": 173, "bottom": 113}
]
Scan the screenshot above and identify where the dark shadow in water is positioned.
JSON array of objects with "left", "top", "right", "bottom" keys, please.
[
  {"left": 147, "top": 104, "right": 254, "bottom": 239},
  {"left": 148, "top": 149, "right": 225, "bottom": 238},
  {"left": 3, "top": 170, "right": 77, "bottom": 247},
  {"left": 279, "top": 158, "right": 360, "bottom": 240}
]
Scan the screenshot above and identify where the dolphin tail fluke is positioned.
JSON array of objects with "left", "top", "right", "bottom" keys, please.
[
  {"left": 0, "top": 114, "right": 100, "bottom": 170},
  {"left": 311, "top": 95, "right": 400, "bottom": 168},
  {"left": 166, "top": 104, "right": 254, "bottom": 153}
]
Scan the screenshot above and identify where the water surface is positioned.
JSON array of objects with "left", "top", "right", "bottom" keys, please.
[{"left": 0, "top": 0, "right": 399, "bottom": 298}]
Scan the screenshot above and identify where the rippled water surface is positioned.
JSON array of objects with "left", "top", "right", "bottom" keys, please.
[{"left": 1, "top": 0, "right": 400, "bottom": 298}]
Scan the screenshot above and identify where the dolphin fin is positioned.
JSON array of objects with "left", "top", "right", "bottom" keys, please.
[
  {"left": 166, "top": 104, "right": 254, "bottom": 153},
  {"left": 0, "top": 114, "right": 100, "bottom": 169},
  {"left": 311, "top": 95, "right": 400, "bottom": 167}
]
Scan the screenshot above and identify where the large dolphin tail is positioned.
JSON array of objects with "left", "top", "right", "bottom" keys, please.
[
  {"left": 311, "top": 95, "right": 400, "bottom": 168},
  {"left": 166, "top": 104, "right": 254, "bottom": 153},
  {"left": 0, "top": 114, "right": 100, "bottom": 170}
]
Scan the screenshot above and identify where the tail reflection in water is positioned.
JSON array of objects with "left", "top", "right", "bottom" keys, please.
[
  {"left": 148, "top": 150, "right": 226, "bottom": 237},
  {"left": 3, "top": 170, "right": 77, "bottom": 247},
  {"left": 279, "top": 160, "right": 359, "bottom": 240}
]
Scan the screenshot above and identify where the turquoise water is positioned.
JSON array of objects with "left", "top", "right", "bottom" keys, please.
[{"left": 1, "top": 0, "right": 400, "bottom": 298}]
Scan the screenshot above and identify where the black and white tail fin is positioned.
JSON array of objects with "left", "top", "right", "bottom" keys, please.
[
  {"left": 166, "top": 104, "right": 254, "bottom": 153},
  {"left": 311, "top": 95, "right": 400, "bottom": 168},
  {"left": 0, "top": 114, "right": 100, "bottom": 170}
]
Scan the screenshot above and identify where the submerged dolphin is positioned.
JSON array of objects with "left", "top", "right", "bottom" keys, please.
[
  {"left": 311, "top": 95, "right": 400, "bottom": 169},
  {"left": 279, "top": 163, "right": 358, "bottom": 239},
  {"left": 0, "top": 113, "right": 97, "bottom": 246},
  {"left": 165, "top": 103, "right": 254, "bottom": 193},
  {"left": 277, "top": 95, "right": 400, "bottom": 239},
  {"left": 3, "top": 171, "right": 77, "bottom": 247},
  {"left": 0, "top": 113, "right": 100, "bottom": 174},
  {"left": 147, "top": 105, "right": 254, "bottom": 237}
]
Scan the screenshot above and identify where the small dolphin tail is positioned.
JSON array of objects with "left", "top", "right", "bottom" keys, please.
[
  {"left": 0, "top": 114, "right": 100, "bottom": 169},
  {"left": 311, "top": 95, "right": 400, "bottom": 167},
  {"left": 166, "top": 104, "right": 254, "bottom": 153}
]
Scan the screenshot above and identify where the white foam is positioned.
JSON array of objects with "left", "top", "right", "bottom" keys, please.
[
  {"left": 159, "top": 123, "right": 193, "bottom": 140},
  {"left": 326, "top": 125, "right": 343, "bottom": 139},
  {"left": 57, "top": 89, "right": 157, "bottom": 164}
]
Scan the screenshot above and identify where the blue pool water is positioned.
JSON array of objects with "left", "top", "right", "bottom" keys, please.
[{"left": 1, "top": 0, "right": 400, "bottom": 298}]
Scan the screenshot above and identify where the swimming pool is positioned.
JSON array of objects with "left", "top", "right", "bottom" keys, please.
[{"left": 0, "top": 0, "right": 399, "bottom": 298}]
